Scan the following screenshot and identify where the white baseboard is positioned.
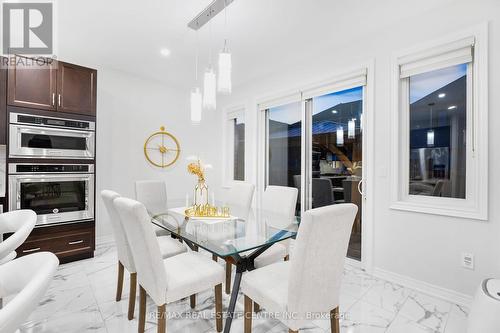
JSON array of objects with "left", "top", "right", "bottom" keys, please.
[{"left": 373, "top": 267, "right": 473, "bottom": 307}]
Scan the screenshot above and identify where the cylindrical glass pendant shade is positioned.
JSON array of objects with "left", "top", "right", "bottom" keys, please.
[
  {"left": 218, "top": 50, "right": 232, "bottom": 94},
  {"left": 337, "top": 126, "right": 344, "bottom": 146},
  {"left": 203, "top": 67, "right": 217, "bottom": 110},
  {"left": 190, "top": 87, "right": 202, "bottom": 123},
  {"left": 348, "top": 119, "right": 356, "bottom": 139},
  {"left": 427, "top": 129, "right": 435, "bottom": 146}
]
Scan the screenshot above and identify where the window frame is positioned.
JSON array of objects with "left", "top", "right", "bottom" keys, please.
[
  {"left": 390, "top": 24, "right": 489, "bottom": 220},
  {"left": 223, "top": 106, "right": 246, "bottom": 186}
]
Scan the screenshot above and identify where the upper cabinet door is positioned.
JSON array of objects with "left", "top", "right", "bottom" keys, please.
[
  {"left": 7, "top": 55, "right": 57, "bottom": 111},
  {"left": 57, "top": 62, "right": 97, "bottom": 116}
]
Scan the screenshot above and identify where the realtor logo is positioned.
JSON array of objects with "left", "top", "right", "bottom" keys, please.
[{"left": 2, "top": 2, "right": 53, "bottom": 54}]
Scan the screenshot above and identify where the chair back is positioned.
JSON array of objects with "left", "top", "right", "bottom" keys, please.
[
  {"left": 101, "top": 190, "right": 135, "bottom": 272},
  {"left": 114, "top": 197, "right": 167, "bottom": 305},
  {"left": 0, "top": 252, "right": 59, "bottom": 333},
  {"left": 224, "top": 182, "right": 255, "bottom": 216},
  {"left": 312, "top": 178, "right": 334, "bottom": 208},
  {"left": 287, "top": 204, "right": 357, "bottom": 322},
  {"left": 0, "top": 210, "right": 36, "bottom": 263},
  {"left": 262, "top": 186, "right": 298, "bottom": 219},
  {"left": 135, "top": 180, "right": 168, "bottom": 215}
]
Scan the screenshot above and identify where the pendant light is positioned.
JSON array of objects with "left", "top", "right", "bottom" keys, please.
[
  {"left": 336, "top": 126, "right": 344, "bottom": 146},
  {"left": 348, "top": 118, "right": 356, "bottom": 139},
  {"left": 218, "top": 6, "right": 232, "bottom": 94},
  {"left": 427, "top": 102, "right": 435, "bottom": 147},
  {"left": 203, "top": 21, "right": 217, "bottom": 110},
  {"left": 191, "top": 32, "right": 202, "bottom": 123}
]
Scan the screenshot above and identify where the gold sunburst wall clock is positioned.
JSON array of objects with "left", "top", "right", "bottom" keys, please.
[{"left": 144, "top": 126, "right": 181, "bottom": 168}]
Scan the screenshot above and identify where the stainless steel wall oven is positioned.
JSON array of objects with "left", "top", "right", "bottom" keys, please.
[
  {"left": 9, "top": 112, "right": 95, "bottom": 159},
  {"left": 8, "top": 164, "right": 94, "bottom": 225}
]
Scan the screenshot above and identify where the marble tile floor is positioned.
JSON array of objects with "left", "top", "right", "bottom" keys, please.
[{"left": 15, "top": 241, "right": 468, "bottom": 333}]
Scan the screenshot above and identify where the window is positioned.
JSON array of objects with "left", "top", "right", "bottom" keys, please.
[
  {"left": 409, "top": 64, "right": 467, "bottom": 199},
  {"left": 225, "top": 109, "right": 245, "bottom": 182},
  {"left": 392, "top": 27, "right": 488, "bottom": 220},
  {"left": 233, "top": 116, "right": 245, "bottom": 181}
]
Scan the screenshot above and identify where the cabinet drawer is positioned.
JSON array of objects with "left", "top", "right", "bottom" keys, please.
[{"left": 13, "top": 221, "right": 95, "bottom": 263}]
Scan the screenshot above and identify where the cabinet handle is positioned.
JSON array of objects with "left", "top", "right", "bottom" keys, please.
[
  {"left": 52, "top": 93, "right": 55, "bottom": 106},
  {"left": 58, "top": 94, "right": 61, "bottom": 107},
  {"left": 22, "top": 247, "right": 40, "bottom": 253},
  {"left": 68, "top": 240, "right": 84, "bottom": 245}
]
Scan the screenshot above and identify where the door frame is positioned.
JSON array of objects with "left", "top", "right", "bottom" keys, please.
[{"left": 255, "top": 60, "right": 375, "bottom": 272}]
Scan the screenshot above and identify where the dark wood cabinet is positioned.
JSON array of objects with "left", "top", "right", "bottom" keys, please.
[
  {"left": 6, "top": 56, "right": 96, "bottom": 116},
  {"left": 7, "top": 55, "right": 57, "bottom": 111},
  {"left": 14, "top": 221, "right": 95, "bottom": 264},
  {"left": 57, "top": 62, "right": 97, "bottom": 116}
]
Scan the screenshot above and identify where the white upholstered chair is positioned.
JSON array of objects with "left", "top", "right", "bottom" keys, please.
[
  {"left": 135, "top": 180, "right": 170, "bottom": 236},
  {"left": 241, "top": 203, "right": 357, "bottom": 333},
  {"left": 114, "top": 197, "right": 225, "bottom": 333},
  {"left": 257, "top": 185, "right": 297, "bottom": 265},
  {"left": 101, "top": 190, "right": 187, "bottom": 320},
  {"left": 0, "top": 252, "right": 59, "bottom": 333},
  {"left": 221, "top": 184, "right": 297, "bottom": 291},
  {"left": 0, "top": 210, "right": 37, "bottom": 264}
]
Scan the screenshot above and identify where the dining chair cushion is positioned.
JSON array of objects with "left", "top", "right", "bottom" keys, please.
[
  {"left": 115, "top": 197, "right": 223, "bottom": 306},
  {"left": 135, "top": 180, "right": 168, "bottom": 215},
  {"left": 224, "top": 182, "right": 255, "bottom": 214},
  {"left": 101, "top": 190, "right": 136, "bottom": 272},
  {"left": 0, "top": 210, "right": 36, "bottom": 265},
  {"left": 242, "top": 243, "right": 287, "bottom": 269},
  {"left": 241, "top": 204, "right": 358, "bottom": 331},
  {"left": 163, "top": 252, "right": 224, "bottom": 303},
  {"left": 157, "top": 236, "right": 187, "bottom": 259},
  {"left": 135, "top": 181, "right": 170, "bottom": 236},
  {"left": 241, "top": 261, "right": 289, "bottom": 315},
  {"left": 262, "top": 186, "right": 298, "bottom": 219}
]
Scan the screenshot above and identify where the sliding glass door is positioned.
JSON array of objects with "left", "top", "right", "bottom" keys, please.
[
  {"left": 306, "top": 87, "right": 364, "bottom": 260},
  {"left": 265, "top": 101, "right": 302, "bottom": 213},
  {"left": 262, "top": 70, "right": 368, "bottom": 262}
]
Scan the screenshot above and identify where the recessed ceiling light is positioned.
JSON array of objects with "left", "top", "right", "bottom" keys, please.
[
  {"left": 332, "top": 110, "right": 338, "bottom": 114},
  {"left": 160, "top": 48, "right": 171, "bottom": 57},
  {"left": 438, "top": 93, "right": 446, "bottom": 98},
  {"left": 448, "top": 105, "right": 457, "bottom": 110}
]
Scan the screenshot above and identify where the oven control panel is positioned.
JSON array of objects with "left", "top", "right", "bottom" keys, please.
[
  {"left": 10, "top": 112, "right": 95, "bottom": 131},
  {"left": 9, "top": 164, "right": 94, "bottom": 174}
]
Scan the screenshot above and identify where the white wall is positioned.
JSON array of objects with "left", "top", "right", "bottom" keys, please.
[
  {"left": 92, "top": 69, "right": 223, "bottom": 239},
  {"left": 218, "top": 0, "right": 500, "bottom": 297}
]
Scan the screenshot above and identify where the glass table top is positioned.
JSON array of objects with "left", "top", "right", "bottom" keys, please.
[{"left": 151, "top": 200, "right": 300, "bottom": 258}]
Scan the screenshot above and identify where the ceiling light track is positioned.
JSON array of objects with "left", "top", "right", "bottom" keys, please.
[{"left": 188, "top": 0, "right": 235, "bottom": 30}]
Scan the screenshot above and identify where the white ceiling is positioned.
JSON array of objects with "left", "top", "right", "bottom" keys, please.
[{"left": 57, "top": 0, "right": 456, "bottom": 90}]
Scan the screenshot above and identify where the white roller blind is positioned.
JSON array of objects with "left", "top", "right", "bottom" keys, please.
[
  {"left": 399, "top": 37, "right": 475, "bottom": 78},
  {"left": 258, "top": 92, "right": 302, "bottom": 110},
  {"left": 302, "top": 68, "right": 367, "bottom": 99}
]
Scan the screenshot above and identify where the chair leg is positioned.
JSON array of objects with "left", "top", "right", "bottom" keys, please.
[
  {"left": 225, "top": 261, "right": 232, "bottom": 295},
  {"left": 254, "top": 302, "right": 261, "bottom": 313},
  {"left": 284, "top": 255, "right": 289, "bottom": 261},
  {"left": 215, "top": 284, "right": 223, "bottom": 332},
  {"left": 158, "top": 304, "right": 167, "bottom": 333},
  {"left": 212, "top": 254, "right": 218, "bottom": 262},
  {"left": 128, "top": 273, "right": 137, "bottom": 320},
  {"left": 138, "top": 286, "right": 147, "bottom": 333},
  {"left": 244, "top": 295, "right": 252, "bottom": 333},
  {"left": 331, "top": 307, "right": 340, "bottom": 333},
  {"left": 190, "top": 294, "right": 196, "bottom": 309},
  {"left": 116, "top": 261, "right": 124, "bottom": 301}
]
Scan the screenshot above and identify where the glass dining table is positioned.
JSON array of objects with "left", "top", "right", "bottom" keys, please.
[{"left": 151, "top": 200, "right": 300, "bottom": 333}]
